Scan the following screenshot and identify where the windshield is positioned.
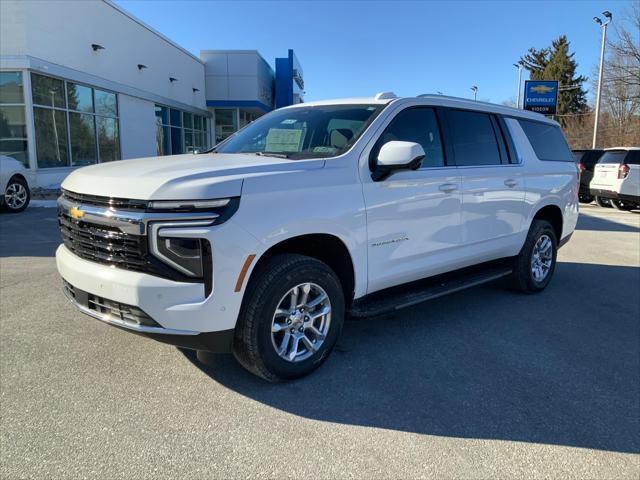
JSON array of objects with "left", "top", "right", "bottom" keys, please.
[{"left": 213, "top": 104, "right": 384, "bottom": 159}]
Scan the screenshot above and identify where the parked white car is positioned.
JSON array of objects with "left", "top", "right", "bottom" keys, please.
[
  {"left": 55, "top": 93, "right": 578, "bottom": 381},
  {"left": 590, "top": 147, "right": 640, "bottom": 210},
  {"left": 0, "top": 155, "right": 30, "bottom": 213}
]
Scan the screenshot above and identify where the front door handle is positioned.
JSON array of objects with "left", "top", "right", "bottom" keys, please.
[
  {"left": 504, "top": 179, "right": 518, "bottom": 188},
  {"left": 439, "top": 183, "right": 458, "bottom": 193}
]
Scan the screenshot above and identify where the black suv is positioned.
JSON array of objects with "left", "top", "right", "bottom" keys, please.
[{"left": 573, "top": 149, "right": 605, "bottom": 203}]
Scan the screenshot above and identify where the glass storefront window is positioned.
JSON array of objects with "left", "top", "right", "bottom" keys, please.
[
  {"left": 0, "top": 72, "right": 24, "bottom": 104},
  {"left": 69, "top": 113, "right": 97, "bottom": 166},
  {"left": 31, "top": 73, "right": 119, "bottom": 167},
  {"left": 170, "top": 108, "right": 182, "bottom": 127},
  {"left": 33, "top": 107, "right": 69, "bottom": 168},
  {"left": 95, "top": 89, "right": 117, "bottom": 117},
  {"left": 67, "top": 83, "right": 94, "bottom": 113},
  {"left": 32, "top": 73, "right": 66, "bottom": 108},
  {"left": 155, "top": 104, "right": 209, "bottom": 155},
  {"left": 155, "top": 105, "right": 168, "bottom": 126},
  {"left": 183, "top": 112, "right": 193, "bottom": 129},
  {"left": 215, "top": 109, "right": 237, "bottom": 143},
  {"left": 0, "top": 72, "right": 29, "bottom": 167},
  {"left": 97, "top": 116, "right": 120, "bottom": 162},
  {"left": 170, "top": 127, "right": 183, "bottom": 155}
]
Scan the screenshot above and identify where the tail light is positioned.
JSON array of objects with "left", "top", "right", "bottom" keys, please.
[
  {"left": 577, "top": 162, "right": 585, "bottom": 173},
  {"left": 618, "top": 164, "right": 629, "bottom": 179}
]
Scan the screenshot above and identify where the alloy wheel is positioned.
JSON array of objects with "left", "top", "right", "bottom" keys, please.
[{"left": 271, "top": 282, "right": 332, "bottom": 362}]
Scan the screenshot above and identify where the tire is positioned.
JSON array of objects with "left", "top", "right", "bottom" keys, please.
[
  {"left": 595, "top": 196, "right": 612, "bottom": 208},
  {"left": 508, "top": 220, "right": 558, "bottom": 294},
  {"left": 611, "top": 200, "right": 634, "bottom": 211},
  {"left": 578, "top": 194, "right": 593, "bottom": 204},
  {"left": 1, "top": 176, "right": 30, "bottom": 213},
  {"left": 233, "top": 253, "right": 345, "bottom": 382}
]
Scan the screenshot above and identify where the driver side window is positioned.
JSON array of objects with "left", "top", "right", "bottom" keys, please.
[{"left": 371, "top": 107, "right": 445, "bottom": 169}]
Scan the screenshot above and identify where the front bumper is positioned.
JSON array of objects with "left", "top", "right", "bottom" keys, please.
[{"left": 61, "top": 278, "right": 234, "bottom": 352}]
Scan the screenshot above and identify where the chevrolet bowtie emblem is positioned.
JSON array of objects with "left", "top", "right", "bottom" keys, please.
[{"left": 69, "top": 206, "right": 85, "bottom": 219}]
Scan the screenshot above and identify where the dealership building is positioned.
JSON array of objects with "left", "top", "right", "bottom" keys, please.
[{"left": 0, "top": 0, "right": 304, "bottom": 189}]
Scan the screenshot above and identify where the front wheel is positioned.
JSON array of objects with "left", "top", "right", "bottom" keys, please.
[
  {"left": 1, "top": 176, "right": 30, "bottom": 213},
  {"left": 233, "top": 254, "right": 345, "bottom": 382},
  {"left": 595, "top": 196, "right": 612, "bottom": 208},
  {"left": 508, "top": 220, "right": 558, "bottom": 294}
]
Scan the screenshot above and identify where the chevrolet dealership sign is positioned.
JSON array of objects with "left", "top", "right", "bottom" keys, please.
[{"left": 523, "top": 80, "right": 559, "bottom": 115}]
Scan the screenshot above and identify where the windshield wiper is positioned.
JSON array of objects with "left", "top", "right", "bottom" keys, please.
[{"left": 255, "top": 151, "right": 290, "bottom": 159}]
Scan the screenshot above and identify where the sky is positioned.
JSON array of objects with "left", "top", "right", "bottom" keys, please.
[{"left": 115, "top": 0, "right": 637, "bottom": 104}]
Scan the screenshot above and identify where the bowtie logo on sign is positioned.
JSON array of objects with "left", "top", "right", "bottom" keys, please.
[{"left": 523, "top": 80, "right": 559, "bottom": 115}]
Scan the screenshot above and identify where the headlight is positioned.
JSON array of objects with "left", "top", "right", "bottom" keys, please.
[
  {"left": 148, "top": 198, "right": 230, "bottom": 211},
  {"left": 156, "top": 237, "right": 205, "bottom": 277}
]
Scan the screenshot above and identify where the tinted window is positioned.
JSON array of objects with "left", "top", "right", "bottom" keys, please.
[
  {"left": 627, "top": 151, "right": 640, "bottom": 165},
  {"left": 598, "top": 151, "right": 628, "bottom": 164},
  {"left": 447, "top": 110, "right": 501, "bottom": 166},
  {"left": 373, "top": 107, "right": 444, "bottom": 168},
  {"left": 573, "top": 151, "right": 585, "bottom": 162},
  {"left": 518, "top": 119, "right": 572, "bottom": 162}
]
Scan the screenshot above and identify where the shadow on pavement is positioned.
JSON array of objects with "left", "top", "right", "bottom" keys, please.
[
  {"left": 0, "top": 208, "right": 60, "bottom": 257},
  {"left": 183, "top": 261, "right": 640, "bottom": 454},
  {"left": 576, "top": 211, "right": 639, "bottom": 233}
]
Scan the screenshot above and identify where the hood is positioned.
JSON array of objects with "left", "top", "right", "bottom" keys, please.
[{"left": 61, "top": 153, "right": 325, "bottom": 200}]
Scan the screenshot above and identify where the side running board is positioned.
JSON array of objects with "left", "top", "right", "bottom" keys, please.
[{"left": 349, "top": 265, "right": 512, "bottom": 318}]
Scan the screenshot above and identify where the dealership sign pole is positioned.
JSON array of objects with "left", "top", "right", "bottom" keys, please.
[{"left": 523, "top": 80, "right": 559, "bottom": 117}]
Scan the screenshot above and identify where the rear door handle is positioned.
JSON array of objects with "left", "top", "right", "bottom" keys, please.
[
  {"left": 439, "top": 183, "right": 458, "bottom": 193},
  {"left": 504, "top": 179, "right": 518, "bottom": 188}
]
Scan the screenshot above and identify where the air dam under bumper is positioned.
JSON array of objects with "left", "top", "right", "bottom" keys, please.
[{"left": 56, "top": 244, "right": 234, "bottom": 352}]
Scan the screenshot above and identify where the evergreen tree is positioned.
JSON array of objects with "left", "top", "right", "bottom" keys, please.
[{"left": 519, "top": 35, "right": 588, "bottom": 119}]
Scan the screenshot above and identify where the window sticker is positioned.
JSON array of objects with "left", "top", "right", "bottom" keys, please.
[{"left": 265, "top": 128, "right": 303, "bottom": 152}]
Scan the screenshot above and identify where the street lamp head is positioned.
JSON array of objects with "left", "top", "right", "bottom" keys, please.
[
  {"left": 602, "top": 11, "right": 612, "bottom": 20},
  {"left": 593, "top": 16, "right": 602, "bottom": 25}
]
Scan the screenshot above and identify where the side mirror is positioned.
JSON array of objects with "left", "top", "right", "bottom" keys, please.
[{"left": 372, "top": 141, "right": 425, "bottom": 181}]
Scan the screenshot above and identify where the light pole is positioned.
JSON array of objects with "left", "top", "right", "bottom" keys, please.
[
  {"left": 471, "top": 85, "right": 478, "bottom": 101},
  {"left": 513, "top": 63, "right": 523, "bottom": 108},
  {"left": 592, "top": 11, "right": 612, "bottom": 149}
]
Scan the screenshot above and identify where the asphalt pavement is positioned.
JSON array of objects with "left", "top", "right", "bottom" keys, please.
[{"left": 1, "top": 204, "right": 638, "bottom": 479}]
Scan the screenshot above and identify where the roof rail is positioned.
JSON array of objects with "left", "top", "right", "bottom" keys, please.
[{"left": 374, "top": 91, "right": 397, "bottom": 100}]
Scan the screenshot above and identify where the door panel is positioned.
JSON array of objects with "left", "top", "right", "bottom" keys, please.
[
  {"left": 444, "top": 110, "right": 527, "bottom": 258},
  {"left": 363, "top": 169, "right": 462, "bottom": 293}
]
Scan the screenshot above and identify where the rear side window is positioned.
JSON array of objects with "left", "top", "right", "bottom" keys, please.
[
  {"left": 446, "top": 110, "right": 502, "bottom": 166},
  {"left": 573, "top": 151, "right": 585, "bottom": 162},
  {"left": 518, "top": 119, "right": 573, "bottom": 162},
  {"left": 372, "top": 107, "right": 445, "bottom": 168},
  {"left": 627, "top": 151, "right": 640, "bottom": 165}
]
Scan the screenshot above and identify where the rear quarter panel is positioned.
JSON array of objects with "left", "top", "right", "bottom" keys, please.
[{"left": 507, "top": 119, "right": 579, "bottom": 241}]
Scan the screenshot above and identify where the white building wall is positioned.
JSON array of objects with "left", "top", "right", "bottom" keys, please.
[
  {"left": 202, "top": 51, "right": 273, "bottom": 108},
  {"left": 118, "top": 95, "right": 157, "bottom": 160},
  {"left": 1, "top": 0, "right": 206, "bottom": 110}
]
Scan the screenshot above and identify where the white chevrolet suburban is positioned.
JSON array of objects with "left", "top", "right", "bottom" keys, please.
[{"left": 56, "top": 93, "right": 578, "bottom": 381}]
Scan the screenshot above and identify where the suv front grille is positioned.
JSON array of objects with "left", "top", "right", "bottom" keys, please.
[
  {"left": 61, "top": 189, "right": 149, "bottom": 211},
  {"left": 58, "top": 211, "right": 155, "bottom": 274}
]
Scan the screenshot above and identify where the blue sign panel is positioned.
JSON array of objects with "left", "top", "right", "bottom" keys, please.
[{"left": 523, "top": 80, "right": 559, "bottom": 115}]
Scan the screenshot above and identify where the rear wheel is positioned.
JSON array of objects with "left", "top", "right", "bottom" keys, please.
[
  {"left": 611, "top": 200, "right": 634, "bottom": 211},
  {"left": 508, "top": 220, "right": 557, "bottom": 294},
  {"left": 595, "top": 196, "right": 612, "bottom": 208},
  {"left": 578, "top": 194, "right": 593, "bottom": 204},
  {"left": 233, "top": 254, "right": 345, "bottom": 382}
]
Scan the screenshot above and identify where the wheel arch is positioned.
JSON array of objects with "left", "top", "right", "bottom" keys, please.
[
  {"left": 531, "top": 204, "right": 563, "bottom": 241},
  {"left": 248, "top": 233, "right": 357, "bottom": 307}
]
